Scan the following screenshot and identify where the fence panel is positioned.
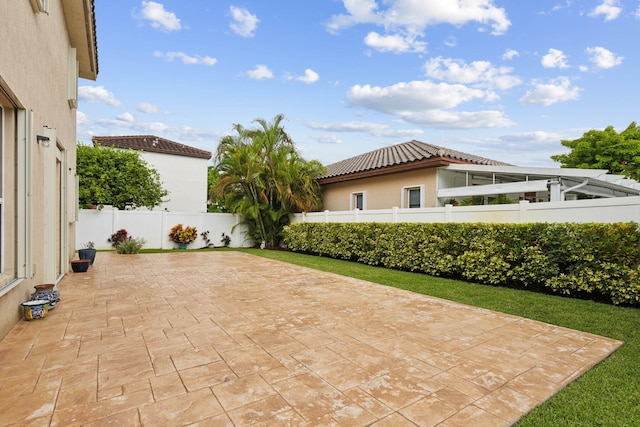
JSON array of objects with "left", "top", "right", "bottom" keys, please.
[
  {"left": 293, "top": 197, "right": 640, "bottom": 225},
  {"left": 76, "top": 208, "right": 252, "bottom": 250}
]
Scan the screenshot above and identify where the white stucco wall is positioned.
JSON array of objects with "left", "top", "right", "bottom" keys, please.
[{"left": 139, "top": 151, "right": 210, "bottom": 212}]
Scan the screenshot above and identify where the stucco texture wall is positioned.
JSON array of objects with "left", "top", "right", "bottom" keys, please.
[
  {"left": 321, "top": 168, "right": 438, "bottom": 211},
  {"left": 141, "top": 151, "right": 210, "bottom": 213},
  {"left": 0, "top": 0, "right": 84, "bottom": 339}
]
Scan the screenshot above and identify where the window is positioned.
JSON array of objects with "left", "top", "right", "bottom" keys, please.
[
  {"left": 402, "top": 185, "right": 424, "bottom": 209},
  {"left": 351, "top": 192, "right": 366, "bottom": 210},
  {"left": 0, "top": 88, "right": 33, "bottom": 292}
]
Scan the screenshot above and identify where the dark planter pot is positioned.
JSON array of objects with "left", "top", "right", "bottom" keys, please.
[
  {"left": 71, "top": 259, "right": 90, "bottom": 273},
  {"left": 178, "top": 243, "right": 188, "bottom": 249},
  {"left": 78, "top": 248, "right": 97, "bottom": 265}
]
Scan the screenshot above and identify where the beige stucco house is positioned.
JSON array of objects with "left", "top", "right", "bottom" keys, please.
[
  {"left": 92, "top": 135, "right": 212, "bottom": 213},
  {"left": 0, "top": 0, "right": 98, "bottom": 339},
  {"left": 319, "top": 140, "right": 640, "bottom": 212},
  {"left": 319, "top": 140, "right": 510, "bottom": 211}
]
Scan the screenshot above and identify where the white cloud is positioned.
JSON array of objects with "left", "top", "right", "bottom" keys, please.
[
  {"left": 636, "top": 5, "right": 640, "bottom": 19},
  {"left": 399, "top": 110, "right": 514, "bottom": 128},
  {"left": 347, "top": 80, "right": 486, "bottom": 112},
  {"left": 364, "top": 32, "right": 427, "bottom": 53},
  {"left": 78, "top": 86, "right": 121, "bottom": 107},
  {"left": 519, "top": 77, "right": 581, "bottom": 106},
  {"left": 307, "top": 121, "right": 423, "bottom": 138},
  {"left": 296, "top": 69, "right": 320, "bottom": 84},
  {"left": 327, "top": 0, "right": 510, "bottom": 36},
  {"left": 586, "top": 46, "right": 623, "bottom": 69},
  {"left": 246, "top": 65, "right": 274, "bottom": 80},
  {"left": 345, "top": 80, "right": 513, "bottom": 128},
  {"left": 139, "top": 1, "right": 181, "bottom": 31},
  {"left": 502, "top": 49, "right": 519, "bottom": 60},
  {"left": 230, "top": 6, "right": 259, "bottom": 37},
  {"left": 312, "top": 134, "right": 343, "bottom": 144},
  {"left": 541, "top": 48, "right": 569, "bottom": 69},
  {"left": 424, "top": 57, "right": 521, "bottom": 90},
  {"left": 76, "top": 111, "right": 90, "bottom": 126},
  {"left": 153, "top": 51, "right": 217, "bottom": 66},
  {"left": 137, "top": 102, "right": 165, "bottom": 114},
  {"left": 589, "top": 0, "right": 622, "bottom": 21}
]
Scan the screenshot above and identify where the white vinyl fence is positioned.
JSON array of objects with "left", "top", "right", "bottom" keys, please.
[
  {"left": 293, "top": 197, "right": 640, "bottom": 224},
  {"left": 76, "top": 208, "right": 254, "bottom": 250}
]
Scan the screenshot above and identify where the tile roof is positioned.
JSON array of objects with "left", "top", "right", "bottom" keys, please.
[
  {"left": 320, "top": 140, "right": 510, "bottom": 180},
  {"left": 92, "top": 135, "right": 212, "bottom": 160}
]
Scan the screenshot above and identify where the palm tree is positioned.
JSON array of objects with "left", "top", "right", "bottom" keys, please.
[{"left": 214, "top": 114, "right": 325, "bottom": 247}]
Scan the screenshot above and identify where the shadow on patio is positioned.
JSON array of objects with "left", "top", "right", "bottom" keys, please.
[{"left": 0, "top": 251, "right": 622, "bottom": 426}]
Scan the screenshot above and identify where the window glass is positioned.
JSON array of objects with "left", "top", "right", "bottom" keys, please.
[
  {"left": 408, "top": 188, "right": 421, "bottom": 208},
  {"left": 354, "top": 193, "right": 363, "bottom": 210}
]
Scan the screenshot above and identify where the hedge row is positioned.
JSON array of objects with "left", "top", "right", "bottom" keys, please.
[{"left": 283, "top": 222, "right": 640, "bottom": 306}]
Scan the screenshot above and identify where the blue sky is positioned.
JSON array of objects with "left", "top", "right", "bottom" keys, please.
[{"left": 78, "top": 1, "right": 640, "bottom": 167}]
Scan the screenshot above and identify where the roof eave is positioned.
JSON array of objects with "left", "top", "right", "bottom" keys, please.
[
  {"left": 63, "top": 0, "right": 98, "bottom": 80},
  {"left": 319, "top": 158, "right": 466, "bottom": 185}
]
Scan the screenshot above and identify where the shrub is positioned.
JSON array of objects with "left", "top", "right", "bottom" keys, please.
[
  {"left": 116, "top": 237, "right": 146, "bottom": 254},
  {"left": 168, "top": 224, "right": 198, "bottom": 245},
  {"left": 108, "top": 229, "right": 129, "bottom": 248},
  {"left": 283, "top": 222, "right": 640, "bottom": 306}
]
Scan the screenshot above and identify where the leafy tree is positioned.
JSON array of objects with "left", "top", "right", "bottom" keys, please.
[
  {"left": 77, "top": 144, "right": 168, "bottom": 209},
  {"left": 214, "top": 114, "right": 325, "bottom": 247},
  {"left": 551, "top": 122, "right": 640, "bottom": 180},
  {"left": 206, "top": 166, "right": 226, "bottom": 212}
]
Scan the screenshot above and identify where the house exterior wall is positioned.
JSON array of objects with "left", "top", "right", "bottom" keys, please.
[
  {"left": 0, "top": 1, "right": 94, "bottom": 339},
  {"left": 138, "top": 151, "right": 209, "bottom": 213},
  {"left": 321, "top": 168, "right": 438, "bottom": 211}
]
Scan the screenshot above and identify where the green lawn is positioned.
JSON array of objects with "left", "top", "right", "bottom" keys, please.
[{"left": 237, "top": 248, "right": 640, "bottom": 427}]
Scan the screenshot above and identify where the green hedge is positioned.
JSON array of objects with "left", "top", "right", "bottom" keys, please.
[{"left": 283, "top": 222, "right": 640, "bottom": 306}]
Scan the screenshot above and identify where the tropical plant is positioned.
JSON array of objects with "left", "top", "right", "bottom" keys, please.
[
  {"left": 214, "top": 114, "right": 325, "bottom": 247},
  {"left": 76, "top": 144, "right": 168, "bottom": 209},
  {"left": 116, "top": 237, "right": 146, "bottom": 254},
  {"left": 168, "top": 224, "right": 198, "bottom": 244},
  {"left": 108, "top": 229, "right": 129, "bottom": 248},
  {"left": 551, "top": 121, "right": 640, "bottom": 180}
]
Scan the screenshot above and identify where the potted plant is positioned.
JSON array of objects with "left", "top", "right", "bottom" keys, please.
[
  {"left": 169, "top": 224, "right": 198, "bottom": 249},
  {"left": 78, "top": 241, "right": 97, "bottom": 265},
  {"left": 70, "top": 259, "right": 90, "bottom": 272}
]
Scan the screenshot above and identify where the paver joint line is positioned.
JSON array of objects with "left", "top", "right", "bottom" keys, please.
[{"left": 0, "top": 251, "right": 622, "bottom": 426}]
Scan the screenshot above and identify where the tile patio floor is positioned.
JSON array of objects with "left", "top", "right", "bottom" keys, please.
[{"left": 0, "top": 251, "right": 622, "bottom": 426}]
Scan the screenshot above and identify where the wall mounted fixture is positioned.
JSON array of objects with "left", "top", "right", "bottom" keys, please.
[{"left": 36, "top": 135, "right": 50, "bottom": 147}]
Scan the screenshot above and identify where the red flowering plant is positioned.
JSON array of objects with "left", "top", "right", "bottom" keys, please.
[{"left": 168, "top": 224, "right": 198, "bottom": 245}]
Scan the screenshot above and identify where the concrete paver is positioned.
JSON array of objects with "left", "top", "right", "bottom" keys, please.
[{"left": 0, "top": 251, "right": 622, "bottom": 426}]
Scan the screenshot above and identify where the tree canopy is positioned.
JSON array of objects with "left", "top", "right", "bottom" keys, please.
[
  {"left": 551, "top": 122, "right": 640, "bottom": 180},
  {"left": 214, "top": 114, "right": 325, "bottom": 247},
  {"left": 77, "top": 144, "right": 168, "bottom": 210}
]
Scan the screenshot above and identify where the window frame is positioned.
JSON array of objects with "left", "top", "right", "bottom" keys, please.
[
  {"left": 401, "top": 185, "right": 425, "bottom": 209},
  {"left": 350, "top": 191, "right": 366, "bottom": 210}
]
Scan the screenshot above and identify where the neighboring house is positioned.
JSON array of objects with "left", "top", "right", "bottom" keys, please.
[
  {"left": 319, "top": 140, "right": 510, "bottom": 211},
  {"left": 92, "top": 135, "right": 212, "bottom": 212},
  {"left": 0, "top": 0, "right": 98, "bottom": 338},
  {"left": 319, "top": 140, "right": 640, "bottom": 211}
]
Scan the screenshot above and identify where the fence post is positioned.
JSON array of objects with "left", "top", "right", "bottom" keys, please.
[
  {"left": 518, "top": 200, "right": 529, "bottom": 223},
  {"left": 392, "top": 207, "right": 399, "bottom": 223},
  {"left": 112, "top": 207, "right": 119, "bottom": 237},
  {"left": 161, "top": 209, "right": 167, "bottom": 249},
  {"left": 354, "top": 208, "right": 359, "bottom": 223},
  {"left": 444, "top": 204, "right": 453, "bottom": 222},
  {"left": 324, "top": 210, "right": 329, "bottom": 223}
]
